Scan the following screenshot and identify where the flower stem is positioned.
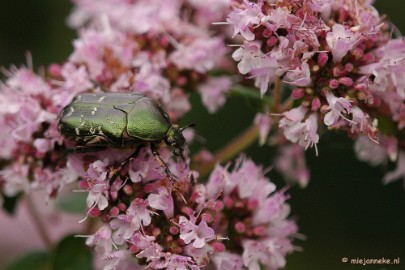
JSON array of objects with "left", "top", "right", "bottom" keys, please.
[
  {"left": 25, "top": 194, "right": 54, "bottom": 251},
  {"left": 194, "top": 79, "right": 283, "bottom": 178},
  {"left": 196, "top": 125, "right": 259, "bottom": 178}
]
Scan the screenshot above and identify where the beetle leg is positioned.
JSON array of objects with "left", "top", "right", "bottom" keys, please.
[
  {"left": 150, "top": 143, "right": 178, "bottom": 182},
  {"left": 151, "top": 144, "right": 188, "bottom": 204},
  {"left": 109, "top": 146, "right": 143, "bottom": 181}
]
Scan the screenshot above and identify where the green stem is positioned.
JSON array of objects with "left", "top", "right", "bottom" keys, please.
[
  {"left": 194, "top": 80, "right": 284, "bottom": 178},
  {"left": 196, "top": 125, "right": 259, "bottom": 178}
]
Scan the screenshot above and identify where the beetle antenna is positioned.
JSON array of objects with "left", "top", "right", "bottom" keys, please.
[{"left": 180, "top": 123, "right": 196, "bottom": 132}]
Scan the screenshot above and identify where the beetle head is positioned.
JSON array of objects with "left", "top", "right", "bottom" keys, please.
[{"left": 165, "top": 124, "right": 195, "bottom": 159}]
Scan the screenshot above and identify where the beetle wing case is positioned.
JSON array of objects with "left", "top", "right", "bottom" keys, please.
[
  {"left": 125, "top": 96, "right": 172, "bottom": 142},
  {"left": 59, "top": 93, "right": 143, "bottom": 147},
  {"left": 59, "top": 93, "right": 173, "bottom": 148}
]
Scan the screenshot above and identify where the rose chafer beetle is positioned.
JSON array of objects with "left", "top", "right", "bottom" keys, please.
[{"left": 58, "top": 92, "right": 193, "bottom": 178}]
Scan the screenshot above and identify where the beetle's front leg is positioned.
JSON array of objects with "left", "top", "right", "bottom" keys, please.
[
  {"left": 150, "top": 143, "right": 178, "bottom": 182},
  {"left": 108, "top": 146, "right": 143, "bottom": 181}
]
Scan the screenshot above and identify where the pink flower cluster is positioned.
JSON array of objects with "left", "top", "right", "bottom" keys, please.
[
  {"left": 203, "top": 156, "right": 297, "bottom": 270},
  {"left": 78, "top": 148, "right": 211, "bottom": 269},
  {"left": 227, "top": 0, "right": 405, "bottom": 184},
  {"left": 0, "top": 1, "right": 298, "bottom": 269},
  {"left": 0, "top": 0, "right": 232, "bottom": 200},
  {"left": 77, "top": 152, "right": 296, "bottom": 269},
  {"left": 0, "top": 64, "right": 78, "bottom": 199},
  {"left": 67, "top": 0, "right": 232, "bottom": 116}
]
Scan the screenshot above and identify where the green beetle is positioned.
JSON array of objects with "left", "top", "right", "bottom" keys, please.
[{"left": 58, "top": 92, "right": 192, "bottom": 177}]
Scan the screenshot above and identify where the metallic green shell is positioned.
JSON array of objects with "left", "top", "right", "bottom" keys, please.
[
  {"left": 59, "top": 93, "right": 171, "bottom": 147},
  {"left": 123, "top": 97, "right": 171, "bottom": 141}
]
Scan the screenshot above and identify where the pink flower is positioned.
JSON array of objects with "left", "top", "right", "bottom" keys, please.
[
  {"left": 383, "top": 151, "right": 405, "bottom": 185},
  {"left": 195, "top": 164, "right": 228, "bottom": 206},
  {"left": 110, "top": 214, "right": 135, "bottom": 245},
  {"left": 354, "top": 135, "right": 398, "bottom": 167},
  {"left": 166, "top": 254, "right": 199, "bottom": 270},
  {"left": 228, "top": 157, "right": 276, "bottom": 200},
  {"left": 127, "top": 198, "right": 153, "bottom": 229},
  {"left": 275, "top": 144, "right": 310, "bottom": 187},
  {"left": 350, "top": 106, "right": 376, "bottom": 140},
  {"left": 264, "top": 7, "right": 293, "bottom": 31},
  {"left": 232, "top": 42, "right": 262, "bottom": 75},
  {"left": 86, "top": 181, "right": 109, "bottom": 211},
  {"left": 127, "top": 148, "right": 166, "bottom": 183},
  {"left": 310, "top": 0, "right": 332, "bottom": 20},
  {"left": 283, "top": 62, "right": 312, "bottom": 87},
  {"left": 170, "top": 37, "right": 227, "bottom": 73},
  {"left": 144, "top": 250, "right": 171, "bottom": 269},
  {"left": 69, "top": 0, "right": 182, "bottom": 35},
  {"left": 198, "top": 76, "right": 232, "bottom": 113},
  {"left": 242, "top": 240, "right": 274, "bottom": 270},
  {"left": 85, "top": 225, "right": 114, "bottom": 255},
  {"left": 254, "top": 113, "right": 272, "bottom": 145},
  {"left": 253, "top": 191, "right": 288, "bottom": 225},
  {"left": 131, "top": 62, "right": 170, "bottom": 98},
  {"left": 279, "top": 106, "right": 319, "bottom": 154},
  {"left": 69, "top": 27, "right": 136, "bottom": 78},
  {"left": 147, "top": 187, "right": 174, "bottom": 218},
  {"left": 0, "top": 164, "right": 30, "bottom": 196},
  {"left": 227, "top": 1, "right": 262, "bottom": 40},
  {"left": 300, "top": 113, "right": 319, "bottom": 153},
  {"left": 324, "top": 92, "right": 352, "bottom": 126},
  {"left": 130, "top": 232, "right": 156, "bottom": 251},
  {"left": 250, "top": 53, "right": 279, "bottom": 96},
  {"left": 84, "top": 159, "right": 110, "bottom": 211},
  {"left": 184, "top": 244, "right": 213, "bottom": 267},
  {"left": 360, "top": 39, "right": 405, "bottom": 98},
  {"left": 6, "top": 68, "right": 51, "bottom": 96},
  {"left": 206, "top": 156, "right": 297, "bottom": 269},
  {"left": 212, "top": 252, "right": 243, "bottom": 270},
  {"left": 179, "top": 216, "right": 215, "bottom": 248},
  {"left": 326, "top": 24, "right": 359, "bottom": 63},
  {"left": 136, "top": 242, "right": 164, "bottom": 262},
  {"left": 279, "top": 106, "right": 307, "bottom": 129},
  {"left": 162, "top": 88, "right": 192, "bottom": 118},
  {"left": 102, "top": 250, "right": 132, "bottom": 270}
]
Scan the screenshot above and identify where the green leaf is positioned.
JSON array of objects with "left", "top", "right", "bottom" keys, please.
[
  {"left": 5, "top": 251, "right": 52, "bottom": 270},
  {"left": 2, "top": 193, "right": 22, "bottom": 215},
  {"left": 56, "top": 192, "right": 87, "bottom": 214},
  {"left": 52, "top": 235, "right": 93, "bottom": 270}
]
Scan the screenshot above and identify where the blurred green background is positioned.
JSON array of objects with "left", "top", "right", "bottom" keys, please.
[{"left": 0, "top": 1, "right": 404, "bottom": 269}]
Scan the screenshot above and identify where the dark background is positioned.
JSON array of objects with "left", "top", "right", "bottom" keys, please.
[{"left": 0, "top": 1, "right": 404, "bottom": 269}]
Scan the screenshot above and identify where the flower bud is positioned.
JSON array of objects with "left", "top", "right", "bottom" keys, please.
[
  {"left": 317, "top": 52, "right": 329, "bottom": 67},
  {"left": 311, "top": 97, "right": 321, "bottom": 111},
  {"left": 329, "top": 79, "right": 339, "bottom": 89},
  {"left": 338, "top": 77, "right": 353, "bottom": 87},
  {"left": 235, "top": 222, "right": 246, "bottom": 233},
  {"left": 292, "top": 88, "right": 305, "bottom": 99}
]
